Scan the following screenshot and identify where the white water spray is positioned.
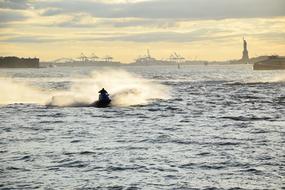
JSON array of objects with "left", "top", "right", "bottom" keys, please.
[{"left": 0, "top": 69, "right": 170, "bottom": 107}]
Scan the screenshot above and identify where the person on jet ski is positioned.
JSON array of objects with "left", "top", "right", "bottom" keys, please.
[{"left": 98, "top": 88, "right": 111, "bottom": 102}]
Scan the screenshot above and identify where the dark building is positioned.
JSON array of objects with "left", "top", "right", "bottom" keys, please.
[
  {"left": 0, "top": 56, "right": 39, "bottom": 68},
  {"left": 253, "top": 55, "right": 285, "bottom": 70}
]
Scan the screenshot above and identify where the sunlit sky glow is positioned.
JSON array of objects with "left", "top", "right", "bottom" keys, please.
[{"left": 0, "top": 0, "right": 285, "bottom": 62}]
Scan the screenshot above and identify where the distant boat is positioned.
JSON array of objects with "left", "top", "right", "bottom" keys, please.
[{"left": 253, "top": 56, "right": 285, "bottom": 70}]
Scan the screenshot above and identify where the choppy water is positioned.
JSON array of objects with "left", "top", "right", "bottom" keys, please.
[{"left": 0, "top": 65, "right": 284, "bottom": 189}]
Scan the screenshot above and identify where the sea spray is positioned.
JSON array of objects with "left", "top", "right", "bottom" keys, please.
[
  {"left": 0, "top": 78, "right": 50, "bottom": 105},
  {"left": 248, "top": 72, "right": 285, "bottom": 84},
  {"left": 0, "top": 69, "right": 170, "bottom": 107},
  {"left": 271, "top": 72, "right": 285, "bottom": 82},
  {"left": 49, "top": 69, "right": 170, "bottom": 107}
]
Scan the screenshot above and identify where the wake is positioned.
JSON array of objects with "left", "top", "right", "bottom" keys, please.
[{"left": 0, "top": 69, "right": 170, "bottom": 107}]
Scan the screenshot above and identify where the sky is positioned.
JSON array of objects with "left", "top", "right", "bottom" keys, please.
[{"left": 0, "top": 0, "right": 285, "bottom": 63}]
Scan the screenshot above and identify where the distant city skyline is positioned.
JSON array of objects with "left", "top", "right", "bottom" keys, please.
[{"left": 1, "top": 0, "right": 285, "bottom": 62}]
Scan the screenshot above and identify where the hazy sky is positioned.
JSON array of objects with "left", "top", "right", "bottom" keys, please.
[{"left": 1, "top": 0, "right": 285, "bottom": 62}]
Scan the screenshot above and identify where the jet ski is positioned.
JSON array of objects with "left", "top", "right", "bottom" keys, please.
[
  {"left": 91, "top": 98, "right": 111, "bottom": 108},
  {"left": 91, "top": 88, "right": 112, "bottom": 108}
]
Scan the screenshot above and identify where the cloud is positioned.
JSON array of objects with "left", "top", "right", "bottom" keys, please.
[
  {"left": 0, "top": 9, "right": 29, "bottom": 23},
  {"left": 36, "top": 0, "right": 285, "bottom": 19},
  {"left": 2, "top": 27, "right": 284, "bottom": 44},
  {"left": 54, "top": 17, "right": 178, "bottom": 29},
  {"left": 0, "top": 0, "right": 31, "bottom": 10},
  {"left": 0, "top": 28, "right": 234, "bottom": 43},
  {"left": 1, "top": 11, "right": 285, "bottom": 45},
  {"left": 253, "top": 32, "right": 285, "bottom": 43},
  {"left": 92, "top": 29, "right": 236, "bottom": 43},
  {"left": 110, "top": 19, "right": 178, "bottom": 28},
  {"left": 1, "top": 36, "right": 65, "bottom": 43}
]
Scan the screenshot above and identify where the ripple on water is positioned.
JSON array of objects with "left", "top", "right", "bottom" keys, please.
[
  {"left": 220, "top": 116, "right": 275, "bottom": 121},
  {"left": 50, "top": 160, "right": 89, "bottom": 169},
  {"left": 0, "top": 67, "right": 284, "bottom": 190}
]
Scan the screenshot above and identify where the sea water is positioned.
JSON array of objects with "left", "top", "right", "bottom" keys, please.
[{"left": 0, "top": 65, "right": 284, "bottom": 189}]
